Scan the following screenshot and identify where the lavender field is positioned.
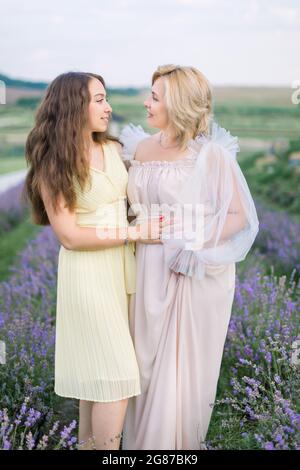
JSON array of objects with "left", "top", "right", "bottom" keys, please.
[{"left": 0, "top": 182, "right": 299, "bottom": 450}]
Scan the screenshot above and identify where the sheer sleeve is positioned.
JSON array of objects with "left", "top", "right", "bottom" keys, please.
[
  {"left": 119, "top": 123, "right": 150, "bottom": 169},
  {"left": 162, "top": 123, "right": 259, "bottom": 281}
]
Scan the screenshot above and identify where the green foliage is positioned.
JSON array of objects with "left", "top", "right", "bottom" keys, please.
[
  {"left": 16, "top": 97, "right": 42, "bottom": 109},
  {"left": 107, "top": 87, "right": 143, "bottom": 96},
  {"left": 0, "top": 217, "right": 41, "bottom": 281},
  {"left": 215, "top": 103, "right": 300, "bottom": 118},
  {"left": 240, "top": 140, "right": 300, "bottom": 214}
]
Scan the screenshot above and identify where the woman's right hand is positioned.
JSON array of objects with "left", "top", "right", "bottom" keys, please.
[{"left": 128, "top": 216, "right": 170, "bottom": 244}]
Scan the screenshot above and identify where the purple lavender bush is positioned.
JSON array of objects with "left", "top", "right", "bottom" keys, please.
[
  {"left": 0, "top": 227, "right": 78, "bottom": 449},
  {"left": 0, "top": 407, "right": 77, "bottom": 450},
  {"left": 1, "top": 184, "right": 299, "bottom": 449},
  {"left": 254, "top": 200, "right": 300, "bottom": 276},
  {"left": 0, "top": 182, "right": 28, "bottom": 235},
  {"left": 206, "top": 267, "right": 300, "bottom": 450}
]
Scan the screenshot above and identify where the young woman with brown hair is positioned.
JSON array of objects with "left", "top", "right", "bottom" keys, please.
[{"left": 23, "top": 71, "right": 166, "bottom": 450}]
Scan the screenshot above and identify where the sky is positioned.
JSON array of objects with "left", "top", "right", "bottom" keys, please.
[{"left": 0, "top": 0, "right": 299, "bottom": 87}]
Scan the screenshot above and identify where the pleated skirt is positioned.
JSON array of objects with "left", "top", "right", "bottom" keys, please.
[{"left": 54, "top": 245, "right": 141, "bottom": 402}]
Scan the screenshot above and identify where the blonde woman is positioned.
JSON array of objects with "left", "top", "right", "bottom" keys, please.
[
  {"left": 119, "top": 65, "right": 259, "bottom": 450},
  {"left": 23, "top": 72, "right": 167, "bottom": 450}
]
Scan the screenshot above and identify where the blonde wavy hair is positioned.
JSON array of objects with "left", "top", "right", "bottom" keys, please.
[{"left": 152, "top": 64, "right": 212, "bottom": 150}]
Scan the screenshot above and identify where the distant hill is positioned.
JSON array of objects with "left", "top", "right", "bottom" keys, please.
[
  {"left": 0, "top": 72, "right": 292, "bottom": 107},
  {"left": 0, "top": 72, "right": 144, "bottom": 105},
  {"left": 0, "top": 72, "right": 142, "bottom": 95},
  {"left": 0, "top": 73, "right": 48, "bottom": 90}
]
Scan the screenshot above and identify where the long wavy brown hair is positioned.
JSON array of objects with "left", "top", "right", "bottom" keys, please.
[{"left": 23, "top": 71, "right": 120, "bottom": 225}]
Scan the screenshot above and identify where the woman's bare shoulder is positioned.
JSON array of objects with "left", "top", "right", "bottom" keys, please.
[
  {"left": 135, "top": 133, "right": 159, "bottom": 162},
  {"left": 108, "top": 139, "right": 123, "bottom": 156}
]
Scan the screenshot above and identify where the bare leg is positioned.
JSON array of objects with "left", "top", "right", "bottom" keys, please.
[
  {"left": 77, "top": 400, "right": 94, "bottom": 450},
  {"left": 91, "top": 398, "right": 128, "bottom": 450},
  {"left": 77, "top": 398, "right": 129, "bottom": 450}
]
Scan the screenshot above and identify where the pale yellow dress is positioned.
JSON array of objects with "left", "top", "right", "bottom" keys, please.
[{"left": 54, "top": 141, "right": 141, "bottom": 402}]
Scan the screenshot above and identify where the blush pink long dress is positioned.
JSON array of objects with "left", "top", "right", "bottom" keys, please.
[{"left": 119, "top": 123, "right": 259, "bottom": 450}]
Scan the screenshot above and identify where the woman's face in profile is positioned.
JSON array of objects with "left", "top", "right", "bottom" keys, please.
[
  {"left": 144, "top": 77, "right": 168, "bottom": 130},
  {"left": 87, "top": 77, "right": 112, "bottom": 133}
]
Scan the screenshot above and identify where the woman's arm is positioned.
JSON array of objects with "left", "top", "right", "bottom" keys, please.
[
  {"left": 40, "top": 182, "right": 162, "bottom": 251},
  {"left": 203, "top": 166, "right": 248, "bottom": 247}
]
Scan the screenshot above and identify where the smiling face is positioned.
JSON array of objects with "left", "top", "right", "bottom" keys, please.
[
  {"left": 144, "top": 76, "right": 169, "bottom": 130},
  {"left": 87, "top": 77, "right": 112, "bottom": 133}
]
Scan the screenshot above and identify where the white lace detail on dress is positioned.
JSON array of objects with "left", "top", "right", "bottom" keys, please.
[
  {"left": 119, "top": 121, "right": 240, "bottom": 162},
  {"left": 119, "top": 123, "right": 150, "bottom": 161},
  {"left": 164, "top": 123, "right": 258, "bottom": 280},
  {"left": 120, "top": 122, "right": 258, "bottom": 281},
  {"left": 187, "top": 121, "right": 240, "bottom": 159}
]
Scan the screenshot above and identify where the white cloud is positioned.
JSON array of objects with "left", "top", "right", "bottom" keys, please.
[
  {"left": 270, "top": 6, "right": 298, "bottom": 24},
  {"left": 50, "top": 15, "right": 64, "bottom": 25},
  {"left": 28, "top": 49, "right": 51, "bottom": 62},
  {"left": 176, "top": 0, "right": 215, "bottom": 7},
  {"left": 0, "top": 0, "right": 299, "bottom": 86}
]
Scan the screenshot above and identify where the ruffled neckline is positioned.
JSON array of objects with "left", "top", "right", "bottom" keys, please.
[
  {"left": 129, "top": 153, "right": 197, "bottom": 168},
  {"left": 120, "top": 121, "right": 240, "bottom": 165}
]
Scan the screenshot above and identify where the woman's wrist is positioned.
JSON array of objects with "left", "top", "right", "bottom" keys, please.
[{"left": 127, "top": 225, "right": 139, "bottom": 242}]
